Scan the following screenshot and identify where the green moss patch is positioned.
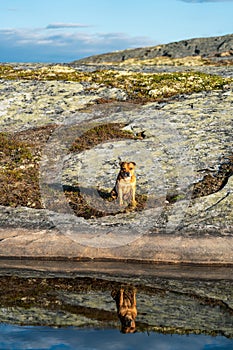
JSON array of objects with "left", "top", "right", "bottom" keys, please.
[{"left": 0, "top": 64, "right": 231, "bottom": 101}]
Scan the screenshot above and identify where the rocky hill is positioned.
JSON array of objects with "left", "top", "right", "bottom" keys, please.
[{"left": 73, "top": 33, "right": 233, "bottom": 64}]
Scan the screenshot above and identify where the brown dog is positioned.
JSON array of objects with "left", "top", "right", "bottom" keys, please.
[
  {"left": 111, "top": 162, "right": 136, "bottom": 207},
  {"left": 111, "top": 287, "right": 137, "bottom": 334}
]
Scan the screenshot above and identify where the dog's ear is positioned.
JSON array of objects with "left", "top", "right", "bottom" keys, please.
[
  {"left": 131, "top": 162, "right": 136, "bottom": 166},
  {"left": 119, "top": 161, "right": 124, "bottom": 167}
]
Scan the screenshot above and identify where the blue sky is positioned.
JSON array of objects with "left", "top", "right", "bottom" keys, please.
[{"left": 0, "top": 0, "right": 233, "bottom": 62}]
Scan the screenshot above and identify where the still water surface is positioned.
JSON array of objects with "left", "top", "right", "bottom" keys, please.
[{"left": 0, "top": 325, "right": 232, "bottom": 350}]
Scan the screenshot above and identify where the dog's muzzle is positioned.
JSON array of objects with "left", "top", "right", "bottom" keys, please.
[
  {"left": 123, "top": 172, "right": 131, "bottom": 178},
  {"left": 124, "top": 318, "right": 133, "bottom": 327}
]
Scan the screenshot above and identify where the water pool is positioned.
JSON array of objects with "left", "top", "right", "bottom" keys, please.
[
  {"left": 0, "top": 325, "right": 233, "bottom": 350},
  {"left": 0, "top": 263, "right": 232, "bottom": 349}
]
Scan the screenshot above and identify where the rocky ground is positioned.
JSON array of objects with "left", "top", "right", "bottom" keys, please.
[
  {"left": 0, "top": 61, "right": 232, "bottom": 262},
  {"left": 0, "top": 41, "right": 233, "bottom": 336}
]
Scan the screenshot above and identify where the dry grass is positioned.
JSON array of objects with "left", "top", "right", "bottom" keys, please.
[
  {"left": 0, "top": 132, "right": 41, "bottom": 208},
  {"left": 0, "top": 123, "right": 147, "bottom": 218},
  {"left": 70, "top": 122, "right": 137, "bottom": 152}
]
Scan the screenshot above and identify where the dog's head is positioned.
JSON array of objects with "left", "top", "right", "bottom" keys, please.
[
  {"left": 120, "top": 314, "right": 136, "bottom": 334},
  {"left": 119, "top": 162, "right": 136, "bottom": 179}
]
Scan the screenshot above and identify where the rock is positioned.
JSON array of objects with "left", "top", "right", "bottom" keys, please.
[
  {"left": 97, "top": 86, "right": 128, "bottom": 101},
  {"left": 0, "top": 205, "right": 54, "bottom": 230},
  {"left": 0, "top": 58, "right": 232, "bottom": 263},
  {"left": 0, "top": 80, "right": 97, "bottom": 132},
  {"left": 73, "top": 34, "right": 233, "bottom": 64},
  {"left": 0, "top": 88, "right": 231, "bottom": 261},
  {"left": 179, "top": 176, "right": 233, "bottom": 236},
  {"left": 59, "top": 92, "right": 232, "bottom": 236}
]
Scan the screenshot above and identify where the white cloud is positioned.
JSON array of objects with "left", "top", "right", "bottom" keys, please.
[
  {"left": 46, "top": 23, "right": 91, "bottom": 29},
  {"left": 0, "top": 27, "right": 155, "bottom": 62}
]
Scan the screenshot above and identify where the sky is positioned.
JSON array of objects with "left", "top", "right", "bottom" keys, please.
[{"left": 0, "top": 0, "right": 233, "bottom": 63}]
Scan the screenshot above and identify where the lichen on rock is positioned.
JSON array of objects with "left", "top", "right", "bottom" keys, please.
[{"left": 0, "top": 58, "right": 232, "bottom": 262}]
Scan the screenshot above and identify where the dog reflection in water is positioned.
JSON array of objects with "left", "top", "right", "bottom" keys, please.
[{"left": 111, "top": 287, "right": 137, "bottom": 333}]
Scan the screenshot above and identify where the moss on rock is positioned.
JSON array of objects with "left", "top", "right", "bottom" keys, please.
[{"left": 0, "top": 64, "right": 231, "bottom": 101}]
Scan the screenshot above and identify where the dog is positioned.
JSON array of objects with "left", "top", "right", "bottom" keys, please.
[
  {"left": 111, "top": 287, "right": 137, "bottom": 334},
  {"left": 111, "top": 162, "right": 137, "bottom": 207}
]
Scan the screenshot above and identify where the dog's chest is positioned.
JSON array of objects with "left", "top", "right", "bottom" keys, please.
[
  {"left": 122, "top": 298, "right": 133, "bottom": 308},
  {"left": 117, "top": 180, "right": 133, "bottom": 197}
]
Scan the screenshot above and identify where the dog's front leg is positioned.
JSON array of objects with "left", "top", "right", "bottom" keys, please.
[
  {"left": 119, "top": 288, "right": 124, "bottom": 307},
  {"left": 132, "top": 289, "right": 137, "bottom": 308},
  {"left": 118, "top": 187, "right": 124, "bottom": 206}
]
